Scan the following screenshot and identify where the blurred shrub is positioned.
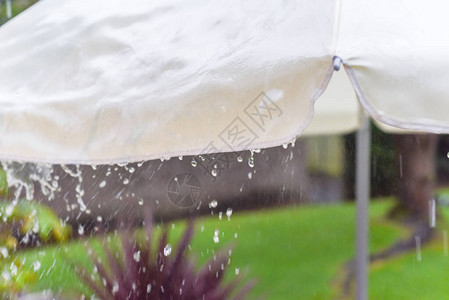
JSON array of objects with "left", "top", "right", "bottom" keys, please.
[{"left": 73, "top": 213, "right": 255, "bottom": 299}]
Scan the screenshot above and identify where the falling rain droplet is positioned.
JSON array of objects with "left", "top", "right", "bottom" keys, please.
[
  {"left": 133, "top": 251, "right": 141, "bottom": 262},
  {"left": 290, "top": 138, "right": 296, "bottom": 147},
  {"left": 78, "top": 224, "right": 84, "bottom": 236},
  {"left": 415, "top": 235, "right": 422, "bottom": 262},
  {"left": 429, "top": 199, "right": 436, "bottom": 228},
  {"left": 248, "top": 172, "right": 252, "bottom": 179},
  {"left": 191, "top": 160, "right": 198, "bottom": 167},
  {"left": 97, "top": 216, "right": 103, "bottom": 222},
  {"left": 226, "top": 208, "right": 233, "bottom": 221},
  {"left": 123, "top": 178, "right": 130, "bottom": 185},
  {"left": 112, "top": 282, "right": 119, "bottom": 295},
  {"left": 213, "top": 229, "right": 220, "bottom": 244},
  {"left": 147, "top": 284, "right": 152, "bottom": 294},
  {"left": 209, "top": 200, "right": 218, "bottom": 208},
  {"left": 33, "top": 261, "right": 41, "bottom": 272},
  {"left": 164, "top": 244, "right": 172, "bottom": 256},
  {"left": 99, "top": 180, "right": 106, "bottom": 188},
  {"left": 218, "top": 212, "right": 222, "bottom": 220},
  {"left": 447, "top": 152, "right": 449, "bottom": 159},
  {"left": 444, "top": 230, "right": 448, "bottom": 257},
  {"left": 0, "top": 248, "right": 8, "bottom": 259},
  {"left": 248, "top": 156, "right": 254, "bottom": 168},
  {"left": 211, "top": 169, "right": 218, "bottom": 177},
  {"left": 138, "top": 199, "right": 144, "bottom": 206},
  {"left": 235, "top": 268, "right": 240, "bottom": 275}
]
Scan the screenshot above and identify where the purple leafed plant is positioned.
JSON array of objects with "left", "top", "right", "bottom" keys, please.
[{"left": 75, "top": 212, "right": 255, "bottom": 300}]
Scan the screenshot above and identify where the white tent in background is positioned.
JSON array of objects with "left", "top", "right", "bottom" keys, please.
[{"left": 1, "top": 1, "right": 449, "bottom": 299}]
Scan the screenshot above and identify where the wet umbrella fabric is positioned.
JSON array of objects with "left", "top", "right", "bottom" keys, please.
[{"left": 0, "top": 0, "right": 448, "bottom": 163}]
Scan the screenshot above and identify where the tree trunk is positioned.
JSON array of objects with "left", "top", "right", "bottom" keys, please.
[{"left": 393, "top": 134, "right": 438, "bottom": 221}]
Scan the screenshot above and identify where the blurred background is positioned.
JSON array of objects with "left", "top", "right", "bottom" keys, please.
[{"left": 2, "top": 1, "right": 449, "bottom": 299}]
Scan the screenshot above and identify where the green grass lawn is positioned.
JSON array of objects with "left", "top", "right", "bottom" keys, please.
[
  {"left": 17, "top": 200, "right": 405, "bottom": 299},
  {"left": 368, "top": 206, "right": 449, "bottom": 300}
]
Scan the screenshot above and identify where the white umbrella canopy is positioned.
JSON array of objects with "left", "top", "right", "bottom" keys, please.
[{"left": 1, "top": 0, "right": 448, "bottom": 164}]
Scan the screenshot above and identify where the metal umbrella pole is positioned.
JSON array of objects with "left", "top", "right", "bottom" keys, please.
[
  {"left": 355, "top": 110, "right": 371, "bottom": 300},
  {"left": 6, "top": 0, "right": 12, "bottom": 19}
]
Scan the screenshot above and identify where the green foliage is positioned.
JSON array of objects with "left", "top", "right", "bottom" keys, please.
[
  {"left": 0, "top": 200, "right": 72, "bottom": 243},
  {"left": 0, "top": 256, "right": 37, "bottom": 298}
]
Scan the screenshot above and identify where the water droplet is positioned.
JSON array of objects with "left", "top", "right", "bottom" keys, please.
[
  {"left": 211, "top": 169, "right": 217, "bottom": 177},
  {"left": 147, "top": 284, "right": 152, "bottom": 293},
  {"left": 200, "top": 225, "right": 205, "bottom": 232},
  {"left": 235, "top": 268, "right": 240, "bottom": 275},
  {"left": 226, "top": 208, "right": 233, "bottom": 220},
  {"left": 99, "top": 181, "right": 106, "bottom": 188},
  {"left": 78, "top": 224, "right": 84, "bottom": 236},
  {"left": 213, "top": 229, "right": 220, "bottom": 243},
  {"left": 178, "top": 156, "right": 183, "bottom": 160},
  {"left": 237, "top": 156, "right": 243, "bottom": 163},
  {"left": 33, "top": 261, "right": 41, "bottom": 272},
  {"left": 123, "top": 178, "right": 130, "bottom": 185},
  {"left": 429, "top": 199, "right": 436, "bottom": 228},
  {"left": 248, "top": 156, "right": 254, "bottom": 168},
  {"left": 138, "top": 199, "right": 144, "bottom": 206},
  {"left": 248, "top": 172, "right": 252, "bottom": 179},
  {"left": 32, "top": 219, "right": 39, "bottom": 233},
  {"left": 1, "top": 271, "right": 10, "bottom": 281},
  {"left": 415, "top": 236, "right": 422, "bottom": 262},
  {"left": 0, "top": 247, "right": 8, "bottom": 258},
  {"left": 164, "top": 244, "right": 172, "bottom": 256},
  {"left": 112, "top": 282, "right": 119, "bottom": 294},
  {"left": 5, "top": 205, "right": 13, "bottom": 217},
  {"left": 291, "top": 138, "right": 296, "bottom": 147},
  {"left": 218, "top": 212, "right": 222, "bottom": 220},
  {"left": 191, "top": 160, "right": 197, "bottom": 167},
  {"left": 209, "top": 200, "right": 218, "bottom": 208},
  {"left": 128, "top": 167, "right": 135, "bottom": 173},
  {"left": 133, "top": 251, "right": 141, "bottom": 262},
  {"left": 97, "top": 216, "right": 103, "bottom": 222},
  {"left": 282, "top": 143, "right": 288, "bottom": 149},
  {"left": 10, "top": 263, "right": 18, "bottom": 276}
]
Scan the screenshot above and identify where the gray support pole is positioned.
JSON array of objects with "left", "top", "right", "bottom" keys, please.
[
  {"left": 355, "top": 111, "right": 371, "bottom": 300},
  {"left": 6, "top": 0, "right": 12, "bottom": 19}
]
